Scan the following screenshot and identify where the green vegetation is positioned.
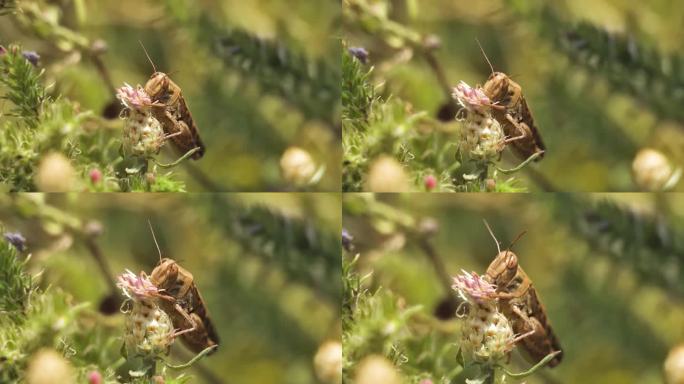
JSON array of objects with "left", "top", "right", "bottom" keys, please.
[
  {"left": 342, "top": 193, "right": 684, "bottom": 383},
  {"left": 0, "top": 193, "right": 341, "bottom": 383},
  {"left": 342, "top": 0, "right": 684, "bottom": 192},
  {"left": 0, "top": 0, "right": 340, "bottom": 191}
]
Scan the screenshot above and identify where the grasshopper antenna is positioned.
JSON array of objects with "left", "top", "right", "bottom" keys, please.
[
  {"left": 475, "top": 38, "right": 495, "bottom": 74},
  {"left": 139, "top": 40, "right": 157, "bottom": 73},
  {"left": 506, "top": 230, "right": 527, "bottom": 254},
  {"left": 483, "top": 219, "right": 501, "bottom": 254},
  {"left": 147, "top": 219, "right": 163, "bottom": 262}
]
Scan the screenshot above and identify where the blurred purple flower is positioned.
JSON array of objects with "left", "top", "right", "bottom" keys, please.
[
  {"left": 342, "top": 229, "right": 354, "bottom": 251},
  {"left": 4, "top": 231, "right": 26, "bottom": 251},
  {"left": 0, "top": 45, "right": 7, "bottom": 56},
  {"left": 22, "top": 51, "right": 39, "bottom": 66},
  {"left": 348, "top": 47, "right": 369, "bottom": 64}
]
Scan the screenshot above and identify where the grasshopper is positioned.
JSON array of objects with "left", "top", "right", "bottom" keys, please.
[
  {"left": 140, "top": 43, "right": 205, "bottom": 160},
  {"left": 147, "top": 223, "right": 219, "bottom": 354},
  {"left": 477, "top": 42, "right": 545, "bottom": 161},
  {"left": 482, "top": 221, "right": 562, "bottom": 367}
]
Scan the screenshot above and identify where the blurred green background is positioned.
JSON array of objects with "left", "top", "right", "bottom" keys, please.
[
  {"left": 343, "top": 0, "right": 684, "bottom": 191},
  {"left": 0, "top": 0, "right": 341, "bottom": 191},
  {"left": 0, "top": 193, "right": 341, "bottom": 384},
  {"left": 343, "top": 193, "right": 684, "bottom": 383}
]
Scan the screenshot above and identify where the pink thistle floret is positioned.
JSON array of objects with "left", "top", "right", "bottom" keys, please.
[
  {"left": 117, "top": 270, "right": 160, "bottom": 299},
  {"left": 116, "top": 83, "right": 152, "bottom": 110},
  {"left": 452, "top": 81, "right": 491, "bottom": 111},
  {"left": 452, "top": 269, "right": 497, "bottom": 302}
]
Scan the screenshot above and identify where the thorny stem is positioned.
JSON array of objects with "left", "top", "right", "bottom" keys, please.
[
  {"left": 83, "top": 234, "right": 117, "bottom": 294},
  {"left": 362, "top": 196, "right": 459, "bottom": 303},
  {"left": 90, "top": 52, "right": 117, "bottom": 95},
  {"left": 346, "top": 0, "right": 456, "bottom": 106},
  {"left": 416, "top": 236, "right": 459, "bottom": 304},
  {"left": 11, "top": 197, "right": 118, "bottom": 295},
  {"left": 422, "top": 49, "right": 458, "bottom": 106}
]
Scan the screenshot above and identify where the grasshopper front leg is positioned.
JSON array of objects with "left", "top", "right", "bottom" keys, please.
[
  {"left": 503, "top": 114, "right": 531, "bottom": 144},
  {"left": 170, "top": 303, "right": 198, "bottom": 338},
  {"left": 508, "top": 304, "right": 560, "bottom": 366}
]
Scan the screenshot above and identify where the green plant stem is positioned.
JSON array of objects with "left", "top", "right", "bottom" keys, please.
[{"left": 164, "top": 345, "right": 217, "bottom": 369}]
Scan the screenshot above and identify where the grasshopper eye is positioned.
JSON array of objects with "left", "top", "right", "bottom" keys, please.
[{"left": 506, "top": 254, "right": 518, "bottom": 269}]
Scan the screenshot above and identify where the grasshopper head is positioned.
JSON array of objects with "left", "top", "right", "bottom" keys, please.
[
  {"left": 150, "top": 258, "right": 179, "bottom": 289},
  {"left": 482, "top": 72, "right": 510, "bottom": 101},
  {"left": 144, "top": 72, "right": 169, "bottom": 101},
  {"left": 486, "top": 250, "right": 519, "bottom": 288}
]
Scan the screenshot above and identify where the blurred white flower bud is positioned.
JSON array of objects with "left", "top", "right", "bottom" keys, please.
[
  {"left": 313, "top": 340, "right": 342, "bottom": 384},
  {"left": 632, "top": 148, "right": 678, "bottom": 191},
  {"left": 26, "top": 349, "right": 74, "bottom": 384},
  {"left": 665, "top": 344, "right": 684, "bottom": 384},
  {"left": 366, "top": 156, "right": 410, "bottom": 192},
  {"left": 34, "top": 152, "right": 76, "bottom": 192},
  {"left": 355, "top": 355, "right": 400, "bottom": 384},
  {"left": 280, "top": 146, "right": 317, "bottom": 186}
]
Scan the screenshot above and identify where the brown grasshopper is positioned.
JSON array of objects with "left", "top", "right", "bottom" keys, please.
[
  {"left": 147, "top": 223, "right": 219, "bottom": 354},
  {"left": 482, "top": 221, "right": 562, "bottom": 367},
  {"left": 477, "top": 42, "right": 545, "bottom": 161},
  {"left": 140, "top": 43, "right": 205, "bottom": 160}
]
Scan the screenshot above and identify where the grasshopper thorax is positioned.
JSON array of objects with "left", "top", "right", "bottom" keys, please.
[{"left": 486, "top": 250, "right": 519, "bottom": 287}]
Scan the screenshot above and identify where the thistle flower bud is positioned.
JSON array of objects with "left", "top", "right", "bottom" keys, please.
[
  {"left": 118, "top": 271, "right": 174, "bottom": 358},
  {"left": 280, "top": 146, "right": 317, "bottom": 186},
  {"left": 313, "top": 340, "right": 342, "bottom": 384},
  {"left": 34, "top": 152, "right": 77, "bottom": 192},
  {"left": 632, "top": 148, "right": 677, "bottom": 191},
  {"left": 121, "top": 109, "right": 165, "bottom": 158},
  {"left": 26, "top": 349, "right": 74, "bottom": 384},
  {"left": 424, "top": 175, "right": 437, "bottom": 191},
  {"left": 452, "top": 270, "right": 515, "bottom": 365},
  {"left": 89, "top": 168, "right": 102, "bottom": 184},
  {"left": 366, "top": 156, "right": 410, "bottom": 192},
  {"left": 87, "top": 370, "right": 102, "bottom": 384},
  {"left": 117, "top": 84, "right": 166, "bottom": 158},
  {"left": 452, "top": 82, "right": 504, "bottom": 160},
  {"left": 355, "top": 355, "right": 400, "bottom": 384}
]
